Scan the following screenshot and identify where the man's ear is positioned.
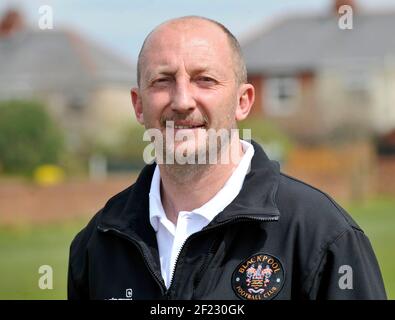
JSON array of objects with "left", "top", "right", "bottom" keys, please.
[
  {"left": 235, "top": 83, "right": 255, "bottom": 121},
  {"left": 131, "top": 87, "right": 144, "bottom": 125}
]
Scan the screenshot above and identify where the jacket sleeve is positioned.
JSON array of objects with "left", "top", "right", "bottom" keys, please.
[
  {"left": 308, "top": 227, "right": 387, "bottom": 300},
  {"left": 67, "top": 232, "right": 90, "bottom": 300},
  {"left": 68, "top": 261, "right": 86, "bottom": 300}
]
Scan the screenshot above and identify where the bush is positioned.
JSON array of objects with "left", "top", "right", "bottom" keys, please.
[{"left": 0, "top": 100, "right": 64, "bottom": 176}]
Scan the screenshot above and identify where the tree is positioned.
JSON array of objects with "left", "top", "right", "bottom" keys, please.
[{"left": 0, "top": 100, "right": 64, "bottom": 176}]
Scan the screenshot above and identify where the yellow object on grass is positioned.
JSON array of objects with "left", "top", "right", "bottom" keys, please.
[{"left": 34, "top": 164, "right": 65, "bottom": 186}]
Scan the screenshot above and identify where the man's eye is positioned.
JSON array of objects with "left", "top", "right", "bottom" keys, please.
[
  {"left": 155, "top": 78, "right": 169, "bottom": 83},
  {"left": 196, "top": 76, "right": 216, "bottom": 84},
  {"left": 152, "top": 78, "right": 171, "bottom": 86}
]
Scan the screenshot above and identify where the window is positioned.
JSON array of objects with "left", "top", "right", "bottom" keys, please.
[
  {"left": 264, "top": 77, "right": 299, "bottom": 116},
  {"left": 341, "top": 68, "right": 371, "bottom": 101}
]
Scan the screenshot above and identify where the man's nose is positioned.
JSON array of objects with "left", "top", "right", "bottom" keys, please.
[{"left": 170, "top": 79, "right": 196, "bottom": 113}]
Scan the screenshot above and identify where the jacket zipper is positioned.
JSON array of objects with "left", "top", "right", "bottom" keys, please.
[
  {"left": 165, "top": 215, "right": 278, "bottom": 298},
  {"left": 98, "top": 214, "right": 278, "bottom": 299}
]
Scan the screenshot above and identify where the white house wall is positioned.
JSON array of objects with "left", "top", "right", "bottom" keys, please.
[{"left": 370, "top": 62, "right": 395, "bottom": 135}]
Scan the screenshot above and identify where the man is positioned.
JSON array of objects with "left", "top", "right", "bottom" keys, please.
[{"left": 68, "top": 16, "right": 387, "bottom": 300}]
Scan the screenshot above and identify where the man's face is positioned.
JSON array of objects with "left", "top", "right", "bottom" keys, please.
[{"left": 133, "top": 20, "right": 241, "bottom": 162}]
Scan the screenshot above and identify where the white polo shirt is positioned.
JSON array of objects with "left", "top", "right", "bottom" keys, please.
[{"left": 149, "top": 140, "right": 254, "bottom": 288}]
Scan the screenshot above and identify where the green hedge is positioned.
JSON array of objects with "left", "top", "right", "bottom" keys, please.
[{"left": 0, "top": 100, "right": 64, "bottom": 176}]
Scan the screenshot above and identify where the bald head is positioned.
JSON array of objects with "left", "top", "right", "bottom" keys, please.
[{"left": 136, "top": 16, "right": 247, "bottom": 86}]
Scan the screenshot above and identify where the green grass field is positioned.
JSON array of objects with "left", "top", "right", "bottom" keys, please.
[
  {"left": 0, "top": 197, "right": 394, "bottom": 300},
  {"left": 0, "top": 218, "right": 87, "bottom": 299},
  {"left": 344, "top": 197, "right": 395, "bottom": 299}
]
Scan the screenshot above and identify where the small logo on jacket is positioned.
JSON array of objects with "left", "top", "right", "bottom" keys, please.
[
  {"left": 232, "top": 253, "right": 284, "bottom": 300},
  {"left": 107, "top": 288, "right": 133, "bottom": 300}
]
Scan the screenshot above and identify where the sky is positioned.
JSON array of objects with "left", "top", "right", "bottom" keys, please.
[{"left": 1, "top": 0, "right": 395, "bottom": 65}]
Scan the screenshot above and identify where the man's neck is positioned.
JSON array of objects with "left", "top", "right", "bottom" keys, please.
[{"left": 158, "top": 139, "right": 244, "bottom": 225}]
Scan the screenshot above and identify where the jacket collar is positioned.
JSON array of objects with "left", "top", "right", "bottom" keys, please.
[{"left": 98, "top": 140, "right": 280, "bottom": 238}]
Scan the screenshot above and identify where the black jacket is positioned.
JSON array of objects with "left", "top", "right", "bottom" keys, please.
[{"left": 68, "top": 141, "right": 387, "bottom": 300}]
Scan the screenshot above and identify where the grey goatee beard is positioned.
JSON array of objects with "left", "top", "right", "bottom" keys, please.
[{"left": 159, "top": 128, "right": 235, "bottom": 184}]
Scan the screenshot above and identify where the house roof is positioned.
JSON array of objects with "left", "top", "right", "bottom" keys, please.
[
  {"left": 0, "top": 27, "right": 135, "bottom": 98},
  {"left": 241, "top": 11, "right": 395, "bottom": 75}
]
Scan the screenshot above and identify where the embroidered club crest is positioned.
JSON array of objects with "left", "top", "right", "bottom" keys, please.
[{"left": 232, "top": 253, "right": 285, "bottom": 300}]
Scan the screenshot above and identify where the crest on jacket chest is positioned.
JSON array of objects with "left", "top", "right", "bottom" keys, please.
[{"left": 232, "top": 253, "right": 285, "bottom": 300}]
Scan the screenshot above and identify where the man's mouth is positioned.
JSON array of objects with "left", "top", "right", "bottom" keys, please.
[
  {"left": 173, "top": 124, "right": 205, "bottom": 129},
  {"left": 166, "top": 120, "right": 206, "bottom": 130}
]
